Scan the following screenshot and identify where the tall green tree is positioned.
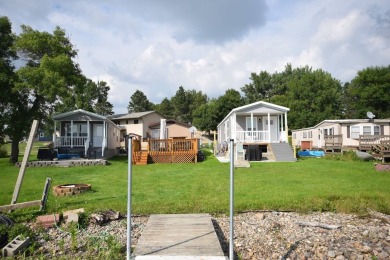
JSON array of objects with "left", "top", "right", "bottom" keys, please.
[
  {"left": 127, "top": 89, "right": 153, "bottom": 113},
  {"left": 94, "top": 80, "right": 114, "bottom": 115},
  {"left": 215, "top": 89, "right": 244, "bottom": 124},
  {"left": 343, "top": 65, "right": 390, "bottom": 119},
  {"left": 0, "top": 16, "right": 16, "bottom": 144},
  {"left": 155, "top": 97, "right": 175, "bottom": 118},
  {"left": 192, "top": 99, "right": 218, "bottom": 133},
  {"left": 7, "top": 25, "right": 82, "bottom": 163},
  {"left": 271, "top": 65, "right": 343, "bottom": 129},
  {"left": 171, "top": 86, "right": 208, "bottom": 124},
  {"left": 241, "top": 71, "right": 273, "bottom": 103},
  {"left": 171, "top": 86, "right": 191, "bottom": 123}
]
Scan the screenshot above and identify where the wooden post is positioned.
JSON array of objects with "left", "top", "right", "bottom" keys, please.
[
  {"left": 11, "top": 120, "right": 38, "bottom": 205},
  {"left": 40, "top": 178, "right": 52, "bottom": 211},
  {"left": 194, "top": 138, "right": 198, "bottom": 163}
]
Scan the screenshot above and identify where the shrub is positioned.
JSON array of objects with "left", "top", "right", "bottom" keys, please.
[
  {"left": 324, "top": 150, "right": 361, "bottom": 162},
  {"left": 0, "top": 145, "right": 7, "bottom": 158},
  {"left": 7, "top": 223, "right": 36, "bottom": 241}
]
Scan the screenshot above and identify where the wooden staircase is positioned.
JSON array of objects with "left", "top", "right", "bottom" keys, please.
[{"left": 133, "top": 151, "right": 148, "bottom": 165}]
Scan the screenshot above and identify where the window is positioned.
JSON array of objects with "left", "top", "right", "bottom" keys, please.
[
  {"left": 324, "top": 129, "right": 328, "bottom": 136},
  {"left": 265, "top": 119, "right": 273, "bottom": 125},
  {"left": 246, "top": 117, "right": 258, "bottom": 132},
  {"left": 308, "top": 131, "right": 312, "bottom": 138},
  {"left": 65, "top": 123, "right": 88, "bottom": 137},
  {"left": 350, "top": 126, "right": 360, "bottom": 139},
  {"left": 374, "top": 126, "right": 380, "bottom": 135},
  {"left": 363, "top": 126, "right": 371, "bottom": 135},
  {"left": 134, "top": 119, "right": 139, "bottom": 124},
  {"left": 350, "top": 125, "right": 381, "bottom": 139},
  {"left": 303, "top": 132, "right": 307, "bottom": 138}
]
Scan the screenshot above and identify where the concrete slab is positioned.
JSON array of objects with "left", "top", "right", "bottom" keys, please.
[{"left": 134, "top": 214, "right": 227, "bottom": 260}]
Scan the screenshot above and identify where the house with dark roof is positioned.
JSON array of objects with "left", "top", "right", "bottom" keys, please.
[{"left": 52, "top": 109, "right": 121, "bottom": 158}]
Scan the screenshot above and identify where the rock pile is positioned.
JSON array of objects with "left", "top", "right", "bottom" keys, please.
[{"left": 214, "top": 211, "right": 390, "bottom": 260}]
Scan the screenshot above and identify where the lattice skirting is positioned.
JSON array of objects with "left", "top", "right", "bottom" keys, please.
[{"left": 149, "top": 153, "right": 197, "bottom": 163}]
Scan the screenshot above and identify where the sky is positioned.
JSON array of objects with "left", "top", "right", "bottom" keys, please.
[{"left": 1, "top": 0, "right": 389, "bottom": 114}]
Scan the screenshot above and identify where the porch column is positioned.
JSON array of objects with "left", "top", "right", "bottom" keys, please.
[
  {"left": 284, "top": 112, "right": 288, "bottom": 143},
  {"left": 71, "top": 120, "right": 74, "bottom": 148},
  {"left": 232, "top": 113, "right": 237, "bottom": 141},
  {"left": 87, "top": 121, "right": 90, "bottom": 143},
  {"left": 280, "top": 114, "right": 284, "bottom": 142},
  {"left": 225, "top": 121, "right": 228, "bottom": 142},
  {"left": 53, "top": 121, "right": 56, "bottom": 145},
  {"left": 251, "top": 113, "right": 254, "bottom": 142},
  {"left": 102, "top": 121, "right": 106, "bottom": 156},
  {"left": 267, "top": 113, "right": 271, "bottom": 142},
  {"left": 86, "top": 121, "right": 90, "bottom": 156}
]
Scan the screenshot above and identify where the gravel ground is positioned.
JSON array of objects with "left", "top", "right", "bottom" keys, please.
[{"left": 29, "top": 212, "right": 390, "bottom": 259}]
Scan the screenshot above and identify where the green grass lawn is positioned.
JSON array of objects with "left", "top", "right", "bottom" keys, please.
[{"left": 1, "top": 147, "right": 390, "bottom": 216}]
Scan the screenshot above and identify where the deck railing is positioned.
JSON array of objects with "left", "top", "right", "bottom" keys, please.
[
  {"left": 324, "top": 134, "right": 343, "bottom": 149},
  {"left": 359, "top": 135, "right": 390, "bottom": 151},
  {"left": 148, "top": 138, "right": 198, "bottom": 163},
  {"left": 55, "top": 136, "right": 88, "bottom": 147},
  {"left": 236, "top": 131, "right": 269, "bottom": 142}
]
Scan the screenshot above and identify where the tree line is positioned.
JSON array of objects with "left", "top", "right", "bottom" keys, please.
[{"left": 129, "top": 63, "right": 390, "bottom": 133}]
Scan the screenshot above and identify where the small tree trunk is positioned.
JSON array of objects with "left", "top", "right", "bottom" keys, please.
[{"left": 9, "top": 139, "right": 19, "bottom": 164}]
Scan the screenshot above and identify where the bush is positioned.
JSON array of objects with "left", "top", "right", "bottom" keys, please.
[
  {"left": 324, "top": 150, "right": 361, "bottom": 162},
  {"left": 0, "top": 145, "right": 8, "bottom": 158}
]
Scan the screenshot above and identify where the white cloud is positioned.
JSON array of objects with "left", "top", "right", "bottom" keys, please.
[{"left": 1, "top": 0, "right": 389, "bottom": 113}]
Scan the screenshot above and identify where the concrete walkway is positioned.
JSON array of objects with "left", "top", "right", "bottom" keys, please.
[{"left": 134, "top": 214, "right": 227, "bottom": 260}]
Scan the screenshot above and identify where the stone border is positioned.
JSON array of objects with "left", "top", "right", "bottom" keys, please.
[{"left": 52, "top": 184, "right": 92, "bottom": 197}]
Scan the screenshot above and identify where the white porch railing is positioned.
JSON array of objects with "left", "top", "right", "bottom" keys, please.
[
  {"left": 236, "top": 131, "right": 269, "bottom": 142},
  {"left": 54, "top": 136, "right": 88, "bottom": 147}
]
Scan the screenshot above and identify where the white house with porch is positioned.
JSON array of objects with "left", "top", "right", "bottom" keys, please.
[
  {"left": 52, "top": 109, "right": 121, "bottom": 157},
  {"left": 218, "top": 101, "right": 290, "bottom": 144},
  {"left": 217, "top": 101, "right": 295, "bottom": 162}
]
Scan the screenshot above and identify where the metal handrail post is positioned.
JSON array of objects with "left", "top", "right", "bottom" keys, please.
[
  {"left": 229, "top": 139, "right": 235, "bottom": 259},
  {"left": 127, "top": 136, "right": 133, "bottom": 260}
]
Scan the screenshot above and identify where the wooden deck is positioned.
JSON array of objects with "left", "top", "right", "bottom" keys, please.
[
  {"left": 148, "top": 139, "right": 199, "bottom": 164},
  {"left": 134, "top": 214, "right": 227, "bottom": 259}
]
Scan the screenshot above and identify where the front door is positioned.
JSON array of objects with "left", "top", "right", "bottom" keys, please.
[
  {"left": 262, "top": 116, "right": 278, "bottom": 142},
  {"left": 93, "top": 124, "right": 103, "bottom": 147}
]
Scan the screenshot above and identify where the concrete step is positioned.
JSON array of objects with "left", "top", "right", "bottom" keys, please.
[{"left": 270, "top": 143, "right": 297, "bottom": 162}]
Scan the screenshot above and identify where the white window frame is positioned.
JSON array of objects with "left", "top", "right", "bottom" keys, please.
[
  {"left": 245, "top": 117, "right": 258, "bottom": 132},
  {"left": 350, "top": 125, "right": 381, "bottom": 139},
  {"left": 65, "top": 123, "right": 88, "bottom": 137},
  {"left": 350, "top": 126, "right": 360, "bottom": 139}
]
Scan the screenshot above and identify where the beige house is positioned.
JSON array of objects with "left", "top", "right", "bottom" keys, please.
[
  {"left": 109, "top": 111, "right": 165, "bottom": 141},
  {"left": 292, "top": 119, "right": 390, "bottom": 151},
  {"left": 148, "top": 119, "right": 195, "bottom": 139}
]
